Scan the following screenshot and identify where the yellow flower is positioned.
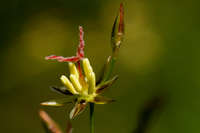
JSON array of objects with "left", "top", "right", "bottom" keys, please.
[
  {"left": 41, "top": 26, "right": 119, "bottom": 119},
  {"left": 41, "top": 57, "right": 118, "bottom": 119}
]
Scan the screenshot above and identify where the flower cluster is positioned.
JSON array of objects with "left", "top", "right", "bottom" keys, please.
[{"left": 41, "top": 26, "right": 118, "bottom": 119}]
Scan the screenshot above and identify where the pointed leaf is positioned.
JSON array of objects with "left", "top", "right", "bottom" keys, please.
[
  {"left": 70, "top": 100, "right": 87, "bottom": 119},
  {"left": 50, "top": 86, "right": 73, "bottom": 96},
  {"left": 91, "top": 96, "right": 115, "bottom": 104},
  {"left": 39, "top": 110, "right": 63, "bottom": 133},
  {"left": 41, "top": 98, "right": 72, "bottom": 107},
  {"left": 96, "top": 75, "right": 118, "bottom": 94}
]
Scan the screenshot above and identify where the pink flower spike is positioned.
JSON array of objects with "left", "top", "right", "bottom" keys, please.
[
  {"left": 77, "top": 26, "right": 85, "bottom": 58},
  {"left": 45, "top": 55, "right": 80, "bottom": 62}
]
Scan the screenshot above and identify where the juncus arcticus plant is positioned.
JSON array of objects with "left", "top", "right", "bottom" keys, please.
[{"left": 39, "top": 3, "right": 124, "bottom": 133}]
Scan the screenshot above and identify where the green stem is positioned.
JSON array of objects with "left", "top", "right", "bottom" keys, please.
[
  {"left": 90, "top": 103, "right": 95, "bottom": 133},
  {"left": 100, "top": 50, "right": 118, "bottom": 84}
]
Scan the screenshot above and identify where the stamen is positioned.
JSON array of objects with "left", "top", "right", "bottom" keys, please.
[
  {"left": 83, "top": 58, "right": 93, "bottom": 80},
  {"left": 70, "top": 74, "right": 82, "bottom": 92},
  {"left": 60, "top": 75, "right": 78, "bottom": 94},
  {"left": 88, "top": 72, "right": 96, "bottom": 94},
  {"left": 69, "top": 62, "right": 79, "bottom": 79}
]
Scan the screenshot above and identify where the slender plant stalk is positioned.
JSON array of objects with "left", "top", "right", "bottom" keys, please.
[
  {"left": 89, "top": 3, "right": 124, "bottom": 133},
  {"left": 90, "top": 103, "right": 95, "bottom": 133},
  {"left": 90, "top": 3, "right": 124, "bottom": 133},
  {"left": 41, "top": 4, "right": 124, "bottom": 133}
]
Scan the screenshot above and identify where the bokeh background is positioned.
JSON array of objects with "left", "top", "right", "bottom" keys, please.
[{"left": 1, "top": 0, "right": 200, "bottom": 133}]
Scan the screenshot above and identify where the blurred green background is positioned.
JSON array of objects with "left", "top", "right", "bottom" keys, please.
[{"left": 1, "top": 0, "right": 200, "bottom": 133}]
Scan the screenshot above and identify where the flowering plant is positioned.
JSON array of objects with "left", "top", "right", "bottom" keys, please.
[
  {"left": 39, "top": 3, "right": 124, "bottom": 133},
  {"left": 41, "top": 26, "right": 118, "bottom": 119}
]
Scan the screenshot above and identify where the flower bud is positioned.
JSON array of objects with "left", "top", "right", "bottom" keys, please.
[{"left": 111, "top": 3, "right": 124, "bottom": 52}]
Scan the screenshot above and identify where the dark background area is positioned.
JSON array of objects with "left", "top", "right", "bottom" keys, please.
[{"left": 0, "top": 0, "right": 200, "bottom": 133}]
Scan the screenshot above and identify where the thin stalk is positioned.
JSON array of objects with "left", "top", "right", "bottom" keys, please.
[
  {"left": 89, "top": 103, "right": 95, "bottom": 133},
  {"left": 89, "top": 4, "right": 124, "bottom": 133},
  {"left": 101, "top": 50, "right": 118, "bottom": 83}
]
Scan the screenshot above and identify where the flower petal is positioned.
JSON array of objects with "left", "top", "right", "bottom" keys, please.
[
  {"left": 90, "top": 96, "right": 115, "bottom": 104},
  {"left": 69, "top": 101, "right": 87, "bottom": 119},
  {"left": 96, "top": 75, "right": 118, "bottom": 94},
  {"left": 40, "top": 98, "right": 72, "bottom": 107},
  {"left": 50, "top": 86, "right": 73, "bottom": 96}
]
